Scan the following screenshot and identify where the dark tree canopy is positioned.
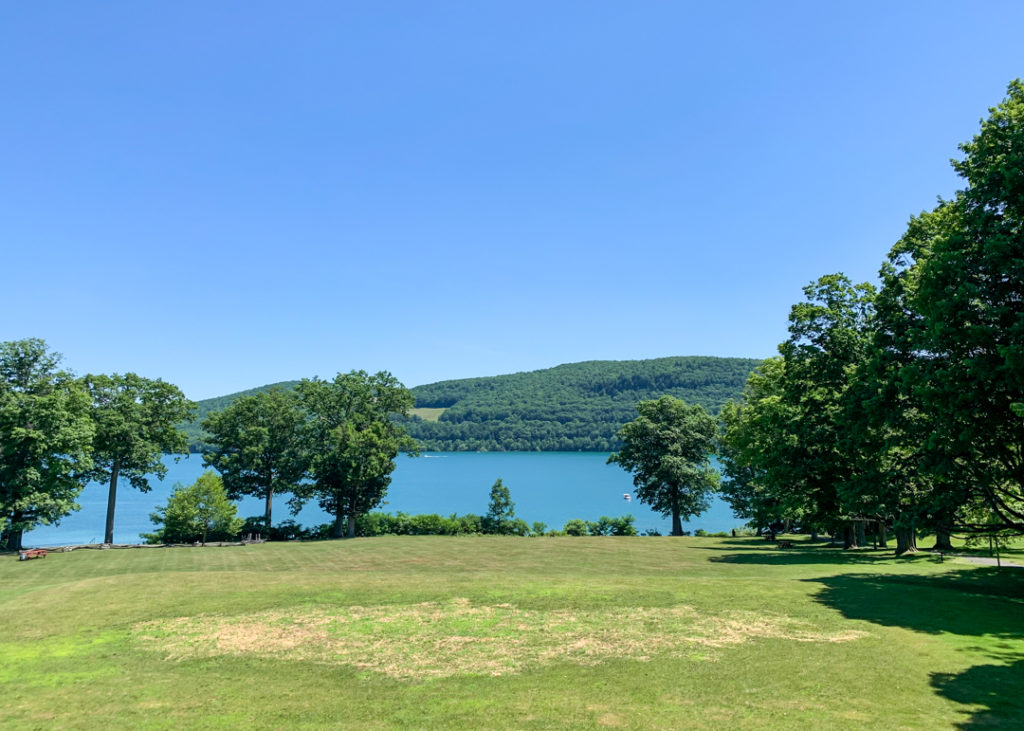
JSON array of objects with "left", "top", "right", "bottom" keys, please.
[
  {"left": 0, "top": 339, "right": 94, "bottom": 550},
  {"left": 608, "top": 396, "right": 718, "bottom": 536}
]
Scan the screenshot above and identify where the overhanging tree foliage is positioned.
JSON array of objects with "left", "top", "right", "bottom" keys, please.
[
  {"left": 83, "top": 373, "right": 194, "bottom": 545},
  {"left": 0, "top": 339, "right": 94, "bottom": 551},
  {"left": 608, "top": 396, "right": 719, "bottom": 536}
]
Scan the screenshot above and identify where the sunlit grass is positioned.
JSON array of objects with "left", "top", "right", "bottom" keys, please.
[{"left": 2, "top": 536, "right": 1023, "bottom": 728}]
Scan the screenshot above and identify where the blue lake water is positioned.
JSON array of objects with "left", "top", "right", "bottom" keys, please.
[{"left": 25, "top": 452, "right": 743, "bottom": 546}]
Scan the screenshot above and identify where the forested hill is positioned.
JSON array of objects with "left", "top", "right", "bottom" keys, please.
[
  {"left": 183, "top": 380, "right": 299, "bottom": 451},
  {"left": 183, "top": 357, "right": 762, "bottom": 452},
  {"left": 406, "top": 356, "right": 760, "bottom": 451}
]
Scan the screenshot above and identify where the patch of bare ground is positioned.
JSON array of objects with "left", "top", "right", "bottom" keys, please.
[{"left": 135, "top": 599, "right": 865, "bottom": 680}]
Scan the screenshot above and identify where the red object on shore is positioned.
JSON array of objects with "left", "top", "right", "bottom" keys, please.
[{"left": 18, "top": 548, "right": 47, "bottom": 561}]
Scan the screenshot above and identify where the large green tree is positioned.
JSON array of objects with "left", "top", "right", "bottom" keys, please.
[
  {"left": 778, "top": 274, "right": 876, "bottom": 546},
  {"left": 202, "top": 388, "right": 308, "bottom": 530},
  {"left": 83, "top": 373, "right": 195, "bottom": 545},
  {"left": 908, "top": 80, "right": 1024, "bottom": 533},
  {"left": 839, "top": 209, "right": 963, "bottom": 554},
  {"left": 297, "top": 371, "right": 418, "bottom": 539},
  {"left": 608, "top": 396, "right": 719, "bottom": 536},
  {"left": 0, "top": 339, "right": 94, "bottom": 550}
]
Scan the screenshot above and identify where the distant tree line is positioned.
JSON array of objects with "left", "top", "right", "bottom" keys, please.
[{"left": 718, "top": 81, "right": 1024, "bottom": 553}]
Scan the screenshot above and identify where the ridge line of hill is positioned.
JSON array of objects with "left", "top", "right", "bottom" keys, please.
[{"left": 184, "top": 355, "right": 763, "bottom": 453}]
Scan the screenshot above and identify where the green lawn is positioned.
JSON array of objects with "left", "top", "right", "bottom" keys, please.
[{"left": 2, "top": 536, "right": 1022, "bottom": 729}]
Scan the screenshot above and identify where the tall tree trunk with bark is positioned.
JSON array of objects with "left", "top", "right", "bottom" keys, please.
[
  {"left": 855, "top": 521, "right": 867, "bottom": 547},
  {"left": 934, "top": 529, "right": 954, "bottom": 551},
  {"left": 104, "top": 460, "right": 120, "bottom": 545},
  {"left": 331, "top": 508, "right": 345, "bottom": 539},
  {"left": 843, "top": 523, "right": 859, "bottom": 549},
  {"left": 347, "top": 515, "right": 357, "bottom": 538},
  {"left": 5, "top": 511, "right": 25, "bottom": 551},
  {"left": 264, "top": 489, "right": 273, "bottom": 526},
  {"left": 671, "top": 506, "right": 683, "bottom": 536},
  {"left": 895, "top": 527, "right": 918, "bottom": 555},
  {"left": 878, "top": 522, "right": 888, "bottom": 549}
]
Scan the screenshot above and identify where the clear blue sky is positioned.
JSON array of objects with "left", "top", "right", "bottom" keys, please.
[{"left": 2, "top": 2, "right": 1022, "bottom": 399}]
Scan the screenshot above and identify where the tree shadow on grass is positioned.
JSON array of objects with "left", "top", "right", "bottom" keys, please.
[
  {"left": 701, "top": 543, "right": 904, "bottom": 566},
  {"left": 932, "top": 659, "right": 1024, "bottom": 728},
  {"left": 805, "top": 569, "right": 1024, "bottom": 727}
]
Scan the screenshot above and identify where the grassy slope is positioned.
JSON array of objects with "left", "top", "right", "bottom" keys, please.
[
  {"left": 409, "top": 406, "right": 447, "bottom": 422},
  {"left": 3, "top": 537, "right": 1021, "bottom": 729}
]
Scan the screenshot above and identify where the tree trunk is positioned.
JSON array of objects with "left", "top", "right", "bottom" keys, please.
[
  {"left": 895, "top": 526, "right": 918, "bottom": 555},
  {"left": 670, "top": 506, "right": 683, "bottom": 536},
  {"left": 5, "top": 513, "right": 24, "bottom": 551},
  {"left": 347, "top": 514, "right": 357, "bottom": 539},
  {"left": 104, "top": 460, "right": 120, "bottom": 545},
  {"left": 332, "top": 510, "right": 344, "bottom": 539},
  {"left": 934, "top": 529, "right": 954, "bottom": 551},
  {"left": 855, "top": 521, "right": 867, "bottom": 547},
  {"left": 810, "top": 531, "right": 819, "bottom": 542},
  {"left": 877, "top": 522, "right": 888, "bottom": 549},
  {"left": 843, "top": 523, "right": 858, "bottom": 549},
  {"left": 264, "top": 489, "right": 273, "bottom": 527}
]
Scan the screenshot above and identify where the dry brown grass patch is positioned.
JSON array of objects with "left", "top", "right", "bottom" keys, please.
[{"left": 135, "top": 599, "right": 865, "bottom": 680}]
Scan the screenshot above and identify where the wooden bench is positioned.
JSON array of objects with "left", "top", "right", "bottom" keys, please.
[
  {"left": 18, "top": 548, "right": 47, "bottom": 561},
  {"left": 777, "top": 540, "right": 794, "bottom": 549}
]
